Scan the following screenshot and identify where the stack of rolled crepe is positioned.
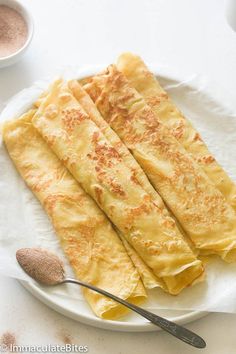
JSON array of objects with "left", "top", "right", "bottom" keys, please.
[
  {"left": 32, "top": 80, "right": 203, "bottom": 295},
  {"left": 3, "top": 80, "right": 204, "bottom": 319},
  {"left": 3, "top": 110, "right": 146, "bottom": 319},
  {"left": 5, "top": 53, "right": 236, "bottom": 319},
  {"left": 84, "top": 56, "right": 236, "bottom": 263}
]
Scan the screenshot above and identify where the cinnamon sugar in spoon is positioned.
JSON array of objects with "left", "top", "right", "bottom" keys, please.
[{"left": 16, "top": 248, "right": 206, "bottom": 349}]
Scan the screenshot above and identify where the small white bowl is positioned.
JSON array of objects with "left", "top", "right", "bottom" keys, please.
[{"left": 0, "top": 0, "right": 34, "bottom": 68}]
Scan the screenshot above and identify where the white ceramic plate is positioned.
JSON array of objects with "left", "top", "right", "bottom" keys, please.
[
  {"left": 2, "top": 67, "right": 209, "bottom": 332},
  {"left": 21, "top": 280, "right": 207, "bottom": 332}
]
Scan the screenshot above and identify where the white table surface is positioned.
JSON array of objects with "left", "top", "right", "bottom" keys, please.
[{"left": 0, "top": 0, "right": 236, "bottom": 352}]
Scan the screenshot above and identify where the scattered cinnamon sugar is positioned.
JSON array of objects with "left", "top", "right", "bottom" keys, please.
[
  {"left": 16, "top": 248, "right": 65, "bottom": 285},
  {"left": 62, "top": 333, "right": 73, "bottom": 345},
  {"left": 1, "top": 331, "right": 16, "bottom": 349},
  {"left": 57, "top": 330, "right": 74, "bottom": 345},
  {"left": 0, "top": 5, "right": 28, "bottom": 58}
]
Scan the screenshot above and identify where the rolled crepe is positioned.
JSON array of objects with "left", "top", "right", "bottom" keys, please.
[
  {"left": 68, "top": 81, "right": 162, "bottom": 207},
  {"left": 118, "top": 232, "right": 170, "bottom": 290},
  {"left": 32, "top": 80, "right": 204, "bottom": 295},
  {"left": 3, "top": 110, "right": 146, "bottom": 319},
  {"left": 117, "top": 53, "right": 236, "bottom": 211},
  {"left": 69, "top": 80, "right": 197, "bottom": 288},
  {"left": 85, "top": 65, "right": 236, "bottom": 262}
]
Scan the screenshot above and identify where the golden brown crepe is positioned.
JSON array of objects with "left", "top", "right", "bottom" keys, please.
[
  {"left": 117, "top": 53, "right": 236, "bottom": 211},
  {"left": 68, "top": 80, "right": 166, "bottom": 289},
  {"left": 68, "top": 80, "right": 164, "bottom": 209},
  {"left": 85, "top": 65, "right": 236, "bottom": 263},
  {"left": 69, "top": 80, "right": 198, "bottom": 286},
  {"left": 32, "top": 79, "right": 204, "bottom": 295},
  {"left": 118, "top": 231, "right": 169, "bottom": 289},
  {"left": 3, "top": 110, "right": 146, "bottom": 319}
]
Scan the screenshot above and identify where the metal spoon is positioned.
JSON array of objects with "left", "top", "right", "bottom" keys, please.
[
  {"left": 16, "top": 248, "right": 206, "bottom": 349},
  {"left": 59, "top": 277, "right": 206, "bottom": 349}
]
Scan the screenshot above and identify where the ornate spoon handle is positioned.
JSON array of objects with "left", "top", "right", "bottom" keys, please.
[{"left": 62, "top": 278, "right": 206, "bottom": 349}]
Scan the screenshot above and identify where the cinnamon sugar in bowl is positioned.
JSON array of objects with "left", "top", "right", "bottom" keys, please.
[{"left": 0, "top": 0, "right": 34, "bottom": 68}]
